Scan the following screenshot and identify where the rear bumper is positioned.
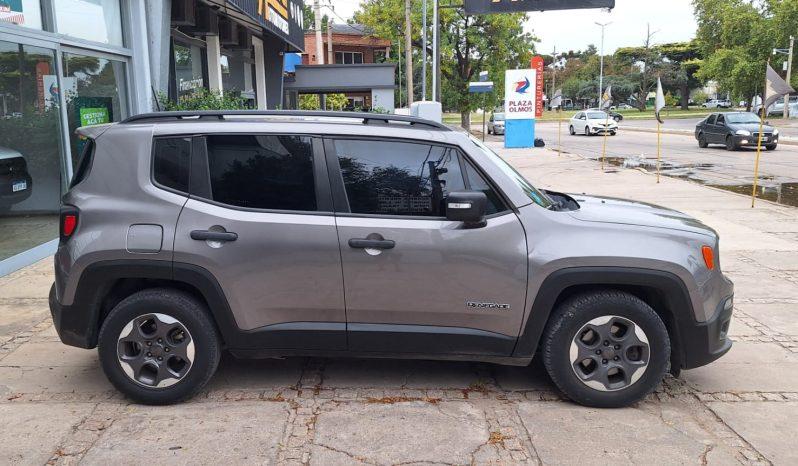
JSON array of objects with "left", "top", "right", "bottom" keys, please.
[
  {"left": 0, "top": 173, "right": 33, "bottom": 205},
  {"left": 679, "top": 293, "right": 734, "bottom": 370},
  {"left": 49, "top": 283, "right": 94, "bottom": 349}
]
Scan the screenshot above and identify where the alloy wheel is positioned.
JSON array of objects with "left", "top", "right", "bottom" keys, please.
[
  {"left": 116, "top": 313, "right": 195, "bottom": 388},
  {"left": 569, "top": 315, "right": 650, "bottom": 392}
]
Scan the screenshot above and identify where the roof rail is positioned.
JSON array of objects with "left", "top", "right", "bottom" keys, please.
[{"left": 120, "top": 110, "right": 451, "bottom": 131}]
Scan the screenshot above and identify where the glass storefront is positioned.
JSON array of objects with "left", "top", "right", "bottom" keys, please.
[
  {"left": 173, "top": 40, "right": 206, "bottom": 98},
  {"left": 0, "top": 0, "right": 44, "bottom": 30},
  {"left": 54, "top": 0, "right": 124, "bottom": 46},
  {"left": 0, "top": 40, "right": 66, "bottom": 261},
  {"left": 62, "top": 52, "right": 128, "bottom": 165}
]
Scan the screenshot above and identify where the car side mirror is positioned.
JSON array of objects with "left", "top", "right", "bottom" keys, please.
[{"left": 446, "top": 191, "right": 487, "bottom": 227}]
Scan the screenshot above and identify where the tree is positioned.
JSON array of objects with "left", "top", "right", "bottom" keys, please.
[
  {"left": 354, "top": 0, "right": 536, "bottom": 129},
  {"left": 657, "top": 40, "right": 702, "bottom": 109},
  {"left": 615, "top": 25, "right": 668, "bottom": 111},
  {"left": 302, "top": 5, "right": 328, "bottom": 32}
]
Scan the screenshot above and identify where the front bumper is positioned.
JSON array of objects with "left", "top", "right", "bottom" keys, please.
[
  {"left": 493, "top": 127, "right": 505, "bottom": 135},
  {"left": 590, "top": 126, "right": 617, "bottom": 134},
  {"left": 679, "top": 292, "right": 734, "bottom": 370},
  {"left": 734, "top": 134, "right": 778, "bottom": 146}
]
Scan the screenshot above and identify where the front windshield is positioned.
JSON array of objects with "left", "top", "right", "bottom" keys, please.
[
  {"left": 493, "top": 113, "right": 505, "bottom": 121},
  {"left": 468, "top": 135, "right": 553, "bottom": 209},
  {"left": 725, "top": 113, "right": 761, "bottom": 124},
  {"left": 586, "top": 111, "right": 608, "bottom": 119}
]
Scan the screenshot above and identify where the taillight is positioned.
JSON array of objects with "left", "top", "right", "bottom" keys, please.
[
  {"left": 60, "top": 207, "right": 79, "bottom": 241},
  {"left": 701, "top": 245, "right": 715, "bottom": 270}
]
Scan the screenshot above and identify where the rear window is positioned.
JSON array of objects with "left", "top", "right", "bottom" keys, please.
[
  {"left": 69, "top": 139, "right": 95, "bottom": 189},
  {"left": 153, "top": 137, "right": 191, "bottom": 193}
]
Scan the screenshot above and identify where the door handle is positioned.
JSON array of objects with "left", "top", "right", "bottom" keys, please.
[
  {"left": 190, "top": 230, "right": 238, "bottom": 242},
  {"left": 348, "top": 238, "right": 395, "bottom": 250}
]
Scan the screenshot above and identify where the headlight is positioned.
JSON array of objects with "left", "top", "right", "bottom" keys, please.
[
  {"left": 773, "top": 128, "right": 779, "bottom": 136},
  {"left": 735, "top": 130, "right": 751, "bottom": 136}
]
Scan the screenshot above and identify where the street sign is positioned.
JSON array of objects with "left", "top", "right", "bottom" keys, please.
[
  {"left": 479, "top": 71, "right": 489, "bottom": 82},
  {"left": 469, "top": 81, "right": 494, "bottom": 93},
  {"left": 464, "top": 0, "right": 614, "bottom": 15}
]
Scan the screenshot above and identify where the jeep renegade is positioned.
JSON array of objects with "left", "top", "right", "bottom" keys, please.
[{"left": 49, "top": 111, "right": 734, "bottom": 407}]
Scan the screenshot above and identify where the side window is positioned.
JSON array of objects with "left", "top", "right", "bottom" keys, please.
[
  {"left": 716, "top": 114, "right": 725, "bottom": 125},
  {"left": 462, "top": 159, "right": 506, "bottom": 215},
  {"left": 706, "top": 115, "right": 716, "bottom": 125},
  {"left": 70, "top": 139, "right": 95, "bottom": 189},
  {"left": 336, "top": 140, "right": 465, "bottom": 217},
  {"left": 206, "top": 135, "right": 316, "bottom": 211},
  {"left": 153, "top": 137, "right": 191, "bottom": 193}
]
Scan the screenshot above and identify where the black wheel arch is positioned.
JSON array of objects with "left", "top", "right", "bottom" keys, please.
[{"left": 511, "top": 267, "right": 697, "bottom": 372}]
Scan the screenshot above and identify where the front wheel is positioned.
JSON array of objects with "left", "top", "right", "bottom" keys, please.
[
  {"left": 725, "top": 136, "right": 737, "bottom": 151},
  {"left": 584, "top": 126, "right": 591, "bottom": 136},
  {"left": 569, "top": 125, "right": 575, "bottom": 135},
  {"left": 766, "top": 144, "right": 777, "bottom": 151},
  {"left": 97, "top": 288, "right": 221, "bottom": 404},
  {"left": 698, "top": 134, "right": 708, "bottom": 148},
  {"left": 542, "top": 290, "right": 670, "bottom": 408}
]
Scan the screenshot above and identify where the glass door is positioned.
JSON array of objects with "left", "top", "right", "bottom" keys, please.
[{"left": 0, "top": 38, "right": 66, "bottom": 261}]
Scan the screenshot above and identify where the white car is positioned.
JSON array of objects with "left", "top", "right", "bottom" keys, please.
[
  {"left": 569, "top": 111, "right": 618, "bottom": 136},
  {"left": 702, "top": 99, "right": 732, "bottom": 109}
]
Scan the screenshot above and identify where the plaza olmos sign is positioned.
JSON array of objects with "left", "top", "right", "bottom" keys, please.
[{"left": 464, "top": 0, "right": 614, "bottom": 15}]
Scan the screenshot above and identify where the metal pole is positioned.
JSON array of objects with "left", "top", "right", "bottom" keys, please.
[
  {"left": 752, "top": 59, "right": 770, "bottom": 208},
  {"left": 314, "top": 0, "right": 324, "bottom": 65},
  {"left": 398, "top": 37, "right": 403, "bottom": 108},
  {"left": 405, "top": 0, "right": 414, "bottom": 107},
  {"left": 327, "top": 19, "right": 334, "bottom": 65},
  {"left": 422, "top": 0, "right": 427, "bottom": 101},
  {"left": 595, "top": 22, "right": 610, "bottom": 106},
  {"left": 482, "top": 94, "right": 486, "bottom": 141},
  {"left": 785, "top": 35, "right": 794, "bottom": 119},
  {"left": 433, "top": 0, "right": 440, "bottom": 102}
]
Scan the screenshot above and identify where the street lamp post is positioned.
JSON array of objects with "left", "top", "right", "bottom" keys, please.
[
  {"left": 773, "top": 36, "right": 794, "bottom": 118},
  {"left": 595, "top": 21, "right": 611, "bottom": 107}
]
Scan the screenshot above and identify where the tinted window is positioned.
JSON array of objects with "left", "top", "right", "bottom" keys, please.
[
  {"left": 207, "top": 135, "right": 316, "bottom": 211},
  {"left": 153, "top": 137, "right": 191, "bottom": 193},
  {"left": 336, "top": 140, "right": 465, "bottom": 216},
  {"left": 705, "top": 115, "right": 716, "bottom": 125},
  {"left": 463, "top": 159, "right": 506, "bottom": 215},
  {"left": 716, "top": 115, "right": 725, "bottom": 125},
  {"left": 70, "top": 139, "right": 95, "bottom": 189}
]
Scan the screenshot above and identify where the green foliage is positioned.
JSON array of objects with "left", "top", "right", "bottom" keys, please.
[
  {"left": 692, "top": 89, "right": 708, "bottom": 105},
  {"left": 664, "top": 91, "right": 679, "bottom": 107},
  {"left": 324, "top": 93, "right": 349, "bottom": 110},
  {"left": 299, "top": 94, "right": 320, "bottom": 110},
  {"left": 297, "top": 94, "right": 349, "bottom": 110},
  {"left": 354, "top": 0, "right": 536, "bottom": 128},
  {"left": 158, "top": 89, "right": 249, "bottom": 111}
]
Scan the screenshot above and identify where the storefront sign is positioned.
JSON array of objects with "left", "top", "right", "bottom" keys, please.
[
  {"left": 228, "top": 0, "right": 305, "bottom": 51},
  {"left": 504, "top": 68, "right": 537, "bottom": 119},
  {"left": 531, "top": 56, "right": 545, "bottom": 117},
  {"left": 0, "top": 0, "right": 25, "bottom": 25},
  {"left": 79, "top": 107, "right": 110, "bottom": 127},
  {"left": 464, "top": 0, "right": 614, "bottom": 15}
]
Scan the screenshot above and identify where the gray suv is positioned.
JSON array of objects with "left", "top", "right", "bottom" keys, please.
[{"left": 49, "top": 111, "right": 734, "bottom": 407}]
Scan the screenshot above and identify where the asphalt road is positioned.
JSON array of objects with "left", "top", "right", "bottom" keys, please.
[{"left": 481, "top": 121, "right": 798, "bottom": 206}]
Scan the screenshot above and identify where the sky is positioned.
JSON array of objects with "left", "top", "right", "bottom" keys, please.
[{"left": 325, "top": 0, "right": 698, "bottom": 54}]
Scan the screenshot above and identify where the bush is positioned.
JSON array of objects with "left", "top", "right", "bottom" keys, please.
[
  {"left": 299, "top": 94, "right": 320, "bottom": 110},
  {"left": 157, "top": 89, "right": 250, "bottom": 111},
  {"left": 692, "top": 90, "right": 708, "bottom": 106},
  {"left": 664, "top": 92, "right": 679, "bottom": 108}
]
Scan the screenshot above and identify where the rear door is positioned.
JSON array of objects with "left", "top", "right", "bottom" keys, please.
[
  {"left": 326, "top": 138, "right": 528, "bottom": 356},
  {"left": 173, "top": 134, "right": 346, "bottom": 350},
  {"left": 704, "top": 114, "right": 718, "bottom": 142}
]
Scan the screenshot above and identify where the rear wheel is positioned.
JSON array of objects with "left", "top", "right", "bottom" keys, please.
[
  {"left": 698, "top": 134, "right": 708, "bottom": 148},
  {"left": 97, "top": 288, "right": 221, "bottom": 404},
  {"left": 542, "top": 290, "right": 670, "bottom": 408},
  {"left": 725, "top": 136, "right": 737, "bottom": 151}
]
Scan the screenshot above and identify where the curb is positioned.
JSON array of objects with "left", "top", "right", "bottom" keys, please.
[{"left": 621, "top": 125, "right": 798, "bottom": 146}]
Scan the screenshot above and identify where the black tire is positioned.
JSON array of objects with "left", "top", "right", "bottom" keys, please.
[
  {"left": 97, "top": 288, "right": 221, "bottom": 404},
  {"left": 569, "top": 125, "right": 575, "bottom": 135},
  {"left": 541, "top": 290, "right": 670, "bottom": 408},
  {"left": 698, "top": 134, "right": 708, "bottom": 148},
  {"left": 725, "top": 136, "right": 736, "bottom": 151},
  {"left": 584, "top": 126, "right": 591, "bottom": 136},
  {"left": 766, "top": 144, "right": 777, "bottom": 151},
  {"left": 610, "top": 131, "right": 617, "bottom": 136}
]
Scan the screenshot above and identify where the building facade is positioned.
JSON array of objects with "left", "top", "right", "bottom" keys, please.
[{"left": 0, "top": 0, "right": 303, "bottom": 275}]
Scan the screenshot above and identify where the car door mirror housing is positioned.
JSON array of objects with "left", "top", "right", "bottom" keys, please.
[{"left": 446, "top": 191, "right": 487, "bottom": 226}]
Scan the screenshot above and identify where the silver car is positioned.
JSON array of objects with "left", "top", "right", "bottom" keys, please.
[
  {"left": 487, "top": 112, "right": 505, "bottom": 135},
  {"left": 49, "top": 110, "right": 734, "bottom": 407}
]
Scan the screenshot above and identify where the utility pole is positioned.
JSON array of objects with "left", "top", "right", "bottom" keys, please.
[
  {"left": 327, "top": 19, "right": 334, "bottom": 65},
  {"left": 313, "top": 0, "right": 324, "bottom": 65},
  {"left": 595, "top": 21, "right": 611, "bottom": 107},
  {"left": 405, "top": 0, "right": 414, "bottom": 107},
  {"left": 551, "top": 46, "right": 556, "bottom": 110},
  {"left": 421, "top": 0, "right": 427, "bottom": 101},
  {"left": 398, "top": 37, "right": 403, "bottom": 108},
  {"left": 785, "top": 35, "right": 794, "bottom": 119}
]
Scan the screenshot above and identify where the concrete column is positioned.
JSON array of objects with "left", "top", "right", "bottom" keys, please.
[
  {"left": 206, "top": 35, "right": 224, "bottom": 94},
  {"left": 252, "top": 36, "right": 267, "bottom": 109},
  {"left": 144, "top": 0, "right": 171, "bottom": 98}
]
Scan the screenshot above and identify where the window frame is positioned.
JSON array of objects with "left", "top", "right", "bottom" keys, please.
[
  {"left": 183, "top": 133, "right": 333, "bottom": 215},
  {"left": 323, "top": 136, "right": 513, "bottom": 220},
  {"left": 334, "top": 50, "right": 364, "bottom": 65}
]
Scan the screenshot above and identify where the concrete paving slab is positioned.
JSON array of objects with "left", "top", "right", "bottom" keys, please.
[
  {"left": 736, "top": 302, "right": 798, "bottom": 335},
  {"left": 311, "top": 401, "right": 487, "bottom": 465},
  {"left": 320, "top": 358, "right": 485, "bottom": 389},
  {"left": 0, "top": 365, "right": 113, "bottom": 398},
  {"left": 517, "top": 401, "right": 735, "bottom": 465},
  {"left": 0, "top": 341, "right": 98, "bottom": 367},
  {"left": 722, "top": 271, "right": 797, "bottom": 300},
  {"left": 0, "top": 302, "right": 47, "bottom": 340},
  {"left": 0, "top": 272, "right": 53, "bottom": 300},
  {"left": 682, "top": 341, "right": 798, "bottom": 392},
  {"left": 727, "top": 316, "right": 758, "bottom": 337},
  {"left": 204, "top": 354, "right": 304, "bottom": 391},
  {"left": 0, "top": 402, "right": 94, "bottom": 465},
  {"left": 742, "top": 250, "right": 798, "bottom": 271},
  {"left": 491, "top": 361, "right": 555, "bottom": 391},
  {"left": 81, "top": 402, "right": 290, "bottom": 464},
  {"left": 708, "top": 401, "right": 798, "bottom": 465}
]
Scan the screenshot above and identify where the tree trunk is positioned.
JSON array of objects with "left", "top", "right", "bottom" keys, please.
[
  {"left": 461, "top": 111, "right": 471, "bottom": 131},
  {"left": 680, "top": 83, "right": 690, "bottom": 110}
]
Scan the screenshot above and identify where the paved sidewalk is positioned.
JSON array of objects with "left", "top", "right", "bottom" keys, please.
[{"left": 1, "top": 146, "right": 797, "bottom": 465}]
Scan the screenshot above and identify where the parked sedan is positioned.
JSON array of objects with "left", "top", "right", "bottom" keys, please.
[
  {"left": 0, "top": 146, "right": 33, "bottom": 211},
  {"left": 569, "top": 110, "right": 618, "bottom": 136},
  {"left": 487, "top": 112, "right": 505, "bottom": 135},
  {"left": 695, "top": 112, "right": 779, "bottom": 151}
]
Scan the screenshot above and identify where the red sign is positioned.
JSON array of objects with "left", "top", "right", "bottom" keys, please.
[{"left": 531, "top": 56, "right": 544, "bottom": 117}]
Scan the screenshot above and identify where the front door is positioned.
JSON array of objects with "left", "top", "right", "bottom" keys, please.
[
  {"left": 327, "top": 138, "right": 528, "bottom": 356},
  {"left": 173, "top": 134, "right": 346, "bottom": 350}
]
